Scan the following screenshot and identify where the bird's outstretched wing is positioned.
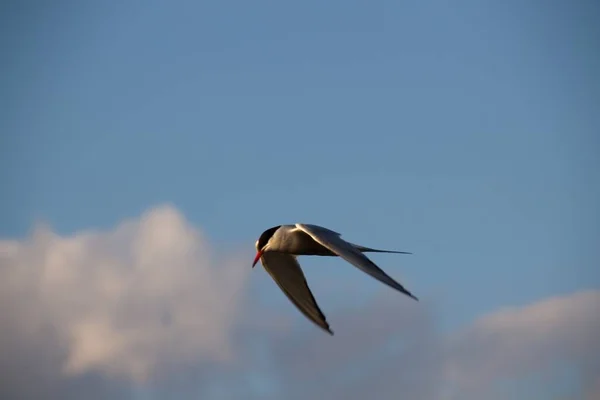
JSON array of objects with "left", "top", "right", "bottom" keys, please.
[
  {"left": 296, "top": 224, "right": 418, "bottom": 301},
  {"left": 260, "top": 251, "right": 333, "bottom": 335}
]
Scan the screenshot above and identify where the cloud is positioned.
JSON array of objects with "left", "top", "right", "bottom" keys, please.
[
  {"left": 262, "top": 295, "right": 445, "bottom": 400},
  {"left": 257, "top": 289, "right": 600, "bottom": 400},
  {"left": 1, "top": 205, "right": 598, "bottom": 399},
  {"left": 0, "top": 205, "right": 251, "bottom": 398},
  {"left": 445, "top": 290, "right": 600, "bottom": 397}
]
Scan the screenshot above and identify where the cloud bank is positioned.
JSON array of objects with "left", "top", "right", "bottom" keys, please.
[
  {"left": 0, "top": 205, "right": 250, "bottom": 398},
  {"left": 0, "top": 205, "right": 598, "bottom": 399}
]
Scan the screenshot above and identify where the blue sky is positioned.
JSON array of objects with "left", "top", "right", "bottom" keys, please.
[{"left": 1, "top": 1, "right": 599, "bottom": 399}]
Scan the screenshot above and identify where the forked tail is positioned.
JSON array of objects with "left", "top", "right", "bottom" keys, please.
[{"left": 352, "top": 244, "right": 412, "bottom": 255}]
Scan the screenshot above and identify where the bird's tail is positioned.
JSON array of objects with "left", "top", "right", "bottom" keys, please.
[{"left": 351, "top": 244, "right": 412, "bottom": 255}]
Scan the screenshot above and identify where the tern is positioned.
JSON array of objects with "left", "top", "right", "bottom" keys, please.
[{"left": 252, "top": 223, "right": 418, "bottom": 335}]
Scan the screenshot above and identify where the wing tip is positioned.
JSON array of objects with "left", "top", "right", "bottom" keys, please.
[
  {"left": 399, "top": 288, "right": 419, "bottom": 302},
  {"left": 403, "top": 289, "right": 419, "bottom": 301},
  {"left": 319, "top": 321, "right": 334, "bottom": 335}
]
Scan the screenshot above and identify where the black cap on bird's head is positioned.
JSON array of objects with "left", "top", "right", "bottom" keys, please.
[{"left": 252, "top": 225, "right": 280, "bottom": 268}]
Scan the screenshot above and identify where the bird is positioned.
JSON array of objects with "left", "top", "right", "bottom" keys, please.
[{"left": 252, "top": 223, "right": 418, "bottom": 335}]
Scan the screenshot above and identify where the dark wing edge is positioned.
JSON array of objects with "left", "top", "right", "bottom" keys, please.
[
  {"left": 296, "top": 224, "right": 419, "bottom": 301},
  {"left": 261, "top": 252, "right": 334, "bottom": 335}
]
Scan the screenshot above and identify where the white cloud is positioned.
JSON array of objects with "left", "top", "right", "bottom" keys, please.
[
  {"left": 445, "top": 291, "right": 600, "bottom": 395},
  {"left": 233, "top": 289, "right": 599, "bottom": 400},
  {"left": 0, "top": 206, "right": 598, "bottom": 399},
  {"left": 0, "top": 205, "right": 250, "bottom": 384},
  {"left": 445, "top": 290, "right": 600, "bottom": 396}
]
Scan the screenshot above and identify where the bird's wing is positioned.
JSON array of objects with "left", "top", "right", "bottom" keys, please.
[
  {"left": 260, "top": 251, "right": 333, "bottom": 335},
  {"left": 299, "top": 224, "right": 342, "bottom": 236},
  {"left": 299, "top": 224, "right": 411, "bottom": 254},
  {"left": 296, "top": 224, "right": 418, "bottom": 301}
]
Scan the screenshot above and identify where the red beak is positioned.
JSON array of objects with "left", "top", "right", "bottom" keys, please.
[{"left": 252, "top": 251, "right": 263, "bottom": 268}]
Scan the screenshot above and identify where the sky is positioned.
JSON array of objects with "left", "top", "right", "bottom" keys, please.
[{"left": 1, "top": 0, "right": 599, "bottom": 399}]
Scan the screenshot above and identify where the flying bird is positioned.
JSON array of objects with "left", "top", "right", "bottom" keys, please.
[{"left": 252, "top": 223, "right": 418, "bottom": 335}]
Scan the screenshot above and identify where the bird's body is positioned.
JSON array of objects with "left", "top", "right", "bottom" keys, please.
[
  {"left": 263, "top": 224, "right": 337, "bottom": 256},
  {"left": 252, "top": 223, "right": 418, "bottom": 335}
]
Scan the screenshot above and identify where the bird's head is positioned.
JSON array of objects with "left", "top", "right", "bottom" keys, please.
[{"left": 252, "top": 225, "right": 280, "bottom": 268}]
